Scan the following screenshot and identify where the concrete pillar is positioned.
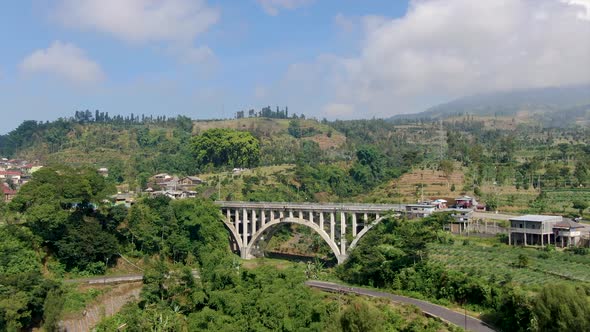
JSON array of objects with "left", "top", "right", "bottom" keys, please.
[
  {"left": 319, "top": 213, "right": 324, "bottom": 231},
  {"left": 561, "top": 236, "right": 564, "bottom": 248},
  {"left": 309, "top": 211, "right": 314, "bottom": 225},
  {"left": 340, "top": 212, "right": 346, "bottom": 255},
  {"left": 242, "top": 208, "right": 248, "bottom": 247},
  {"left": 298, "top": 210, "right": 303, "bottom": 219},
  {"left": 279, "top": 210, "right": 284, "bottom": 219},
  {"left": 524, "top": 232, "right": 527, "bottom": 246},
  {"left": 251, "top": 209, "right": 257, "bottom": 236},
  {"left": 352, "top": 213, "right": 357, "bottom": 237},
  {"left": 376, "top": 213, "right": 380, "bottom": 220},
  {"left": 289, "top": 210, "right": 294, "bottom": 219},
  {"left": 330, "top": 212, "right": 335, "bottom": 241},
  {"left": 234, "top": 209, "right": 240, "bottom": 233},
  {"left": 363, "top": 213, "right": 368, "bottom": 227},
  {"left": 261, "top": 210, "right": 266, "bottom": 227}
]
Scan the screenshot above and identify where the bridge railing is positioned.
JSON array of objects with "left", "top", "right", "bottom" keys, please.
[{"left": 214, "top": 201, "right": 405, "bottom": 213}]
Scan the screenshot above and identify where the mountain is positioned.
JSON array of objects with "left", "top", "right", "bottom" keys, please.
[{"left": 390, "top": 85, "right": 590, "bottom": 126}]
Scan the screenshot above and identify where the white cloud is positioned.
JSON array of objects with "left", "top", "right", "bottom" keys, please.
[
  {"left": 55, "top": 0, "right": 219, "bottom": 43},
  {"left": 284, "top": 0, "right": 590, "bottom": 119},
  {"left": 54, "top": 0, "right": 219, "bottom": 65},
  {"left": 20, "top": 41, "right": 105, "bottom": 83},
  {"left": 256, "top": 0, "right": 314, "bottom": 16},
  {"left": 563, "top": 0, "right": 590, "bottom": 20}
]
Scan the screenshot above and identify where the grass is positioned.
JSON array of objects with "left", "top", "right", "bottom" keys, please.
[
  {"left": 63, "top": 284, "right": 110, "bottom": 314},
  {"left": 428, "top": 238, "right": 590, "bottom": 290}
]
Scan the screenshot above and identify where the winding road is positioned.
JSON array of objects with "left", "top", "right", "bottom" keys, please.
[
  {"left": 67, "top": 273, "right": 496, "bottom": 331},
  {"left": 305, "top": 280, "right": 496, "bottom": 332}
]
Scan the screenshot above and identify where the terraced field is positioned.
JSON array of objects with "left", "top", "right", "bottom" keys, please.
[{"left": 428, "top": 241, "right": 590, "bottom": 288}]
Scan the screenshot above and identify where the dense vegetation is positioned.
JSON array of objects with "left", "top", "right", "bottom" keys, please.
[{"left": 337, "top": 214, "right": 590, "bottom": 331}]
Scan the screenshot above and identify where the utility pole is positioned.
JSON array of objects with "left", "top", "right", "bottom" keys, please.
[{"left": 439, "top": 119, "right": 444, "bottom": 161}]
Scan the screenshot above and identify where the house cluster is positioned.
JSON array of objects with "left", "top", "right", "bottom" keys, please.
[
  {"left": 0, "top": 158, "right": 43, "bottom": 202},
  {"left": 509, "top": 215, "right": 590, "bottom": 248},
  {"left": 144, "top": 173, "right": 205, "bottom": 200}
]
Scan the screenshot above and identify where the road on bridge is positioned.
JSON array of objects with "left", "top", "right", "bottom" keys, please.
[{"left": 305, "top": 280, "right": 496, "bottom": 332}]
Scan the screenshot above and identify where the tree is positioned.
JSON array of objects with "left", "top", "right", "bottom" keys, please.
[
  {"left": 339, "top": 300, "right": 384, "bottom": 332},
  {"left": 439, "top": 159, "right": 455, "bottom": 187},
  {"left": 192, "top": 128, "right": 260, "bottom": 169},
  {"left": 572, "top": 200, "right": 588, "bottom": 217},
  {"left": 533, "top": 284, "right": 590, "bottom": 332},
  {"left": 516, "top": 254, "right": 529, "bottom": 268}
]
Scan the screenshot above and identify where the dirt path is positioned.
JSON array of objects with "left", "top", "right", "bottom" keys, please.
[{"left": 59, "top": 282, "right": 142, "bottom": 332}]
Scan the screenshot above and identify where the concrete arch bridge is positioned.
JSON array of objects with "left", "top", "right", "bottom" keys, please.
[{"left": 215, "top": 201, "right": 404, "bottom": 264}]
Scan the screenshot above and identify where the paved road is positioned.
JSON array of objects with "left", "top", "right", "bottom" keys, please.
[
  {"left": 306, "top": 280, "right": 496, "bottom": 332},
  {"left": 473, "top": 211, "right": 517, "bottom": 221},
  {"left": 65, "top": 274, "right": 144, "bottom": 284},
  {"left": 65, "top": 270, "right": 200, "bottom": 285}
]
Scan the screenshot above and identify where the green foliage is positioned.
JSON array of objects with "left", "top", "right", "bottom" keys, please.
[
  {"left": 339, "top": 299, "right": 384, "bottom": 332},
  {"left": 572, "top": 200, "right": 588, "bottom": 216},
  {"left": 42, "top": 288, "right": 65, "bottom": 332},
  {"left": 56, "top": 219, "right": 119, "bottom": 271},
  {"left": 192, "top": 128, "right": 260, "bottom": 169},
  {"left": 533, "top": 284, "right": 590, "bottom": 332},
  {"left": 0, "top": 225, "right": 60, "bottom": 331},
  {"left": 516, "top": 254, "right": 529, "bottom": 268},
  {"left": 125, "top": 197, "right": 230, "bottom": 268}
]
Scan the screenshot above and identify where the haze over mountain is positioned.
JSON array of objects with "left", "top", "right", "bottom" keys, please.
[{"left": 390, "top": 84, "right": 590, "bottom": 126}]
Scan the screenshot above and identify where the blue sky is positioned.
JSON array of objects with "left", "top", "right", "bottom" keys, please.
[{"left": 1, "top": 0, "right": 589, "bottom": 133}]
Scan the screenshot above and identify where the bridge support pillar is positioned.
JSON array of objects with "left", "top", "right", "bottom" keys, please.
[
  {"left": 242, "top": 208, "right": 248, "bottom": 249},
  {"left": 330, "top": 212, "right": 335, "bottom": 241},
  {"left": 340, "top": 212, "right": 346, "bottom": 256},
  {"left": 319, "top": 213, "right": 324, "bottom": 231},
  {"left": 251, "top": 209, "right": 257, "bottom": 235},
  {"left": 352, "top": 213, "right": 357, "bottom": 237}
]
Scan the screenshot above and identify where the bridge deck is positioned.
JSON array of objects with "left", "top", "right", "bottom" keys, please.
[{"left": 215, "top": 201, "right": 405, "bottom": 213}]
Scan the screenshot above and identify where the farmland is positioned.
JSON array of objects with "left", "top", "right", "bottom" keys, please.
[{"left": 428, "top": 238, "right": 590, "bottom": 289}]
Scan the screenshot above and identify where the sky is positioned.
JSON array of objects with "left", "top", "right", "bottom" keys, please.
[{"left": 1, "top": 0, "right": 589, "bottom": 133}]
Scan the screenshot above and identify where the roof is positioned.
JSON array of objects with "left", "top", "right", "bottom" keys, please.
[
  {"left": 455, "top": 196, "right": 473, "bottom": 201},
  {"left": 2, "top": 184, "right": 16, "bottom": 195},
  {"left": 554, "top": 219, "right": 585, "bottom": 229},
  {"left": 0, "top": 171, "right": 22, "bottom": 176},
  {"left": 184, "top": 176, "right": 203, "bottom": 181},
  {"left": 509, "top": 215, "right": 563, "bottom": 223}
]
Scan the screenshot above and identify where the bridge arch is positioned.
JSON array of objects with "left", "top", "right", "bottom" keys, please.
[
  {"left": 347, "top": 216, "right": 386, "bottom": 253},
  {"left": 243, "top": 217, "right": 343, "bottom": 263},
  {"left": 217, "top": 202, "right": 403, "bottom": 264},
  {"left": 221, "top": 219, "right": 243, "bottom": 252}
]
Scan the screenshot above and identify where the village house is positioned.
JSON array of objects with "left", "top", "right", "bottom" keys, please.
[
  {"left": 439, "top": 208, "right": 473, "bottom": 234},
  {"left": 405, "top": 204, "right": 436, "bottom": 218},
  {"left": 509, "top": 215, "right": 562, "bottom": 246},
  {"left": 179, "top": 176, "right": 204, "bottom": 186},
  {"left": 553, "top": 219, "right": 587, "bottom": 247},
  {"left": 2, "top": 183, "right": 17, "bottom": 202},
  {"left": 454, "top": 195, "right": 478, "bottom": 208},
  {"left": 98, "top": 167, "right": 109, "bottom": 177},
  {"left": 0, "top": 170, "right": 22, "bottom": 182},
  {"left": 152, "top": 173, "right": 173, "bottom": 184}
]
